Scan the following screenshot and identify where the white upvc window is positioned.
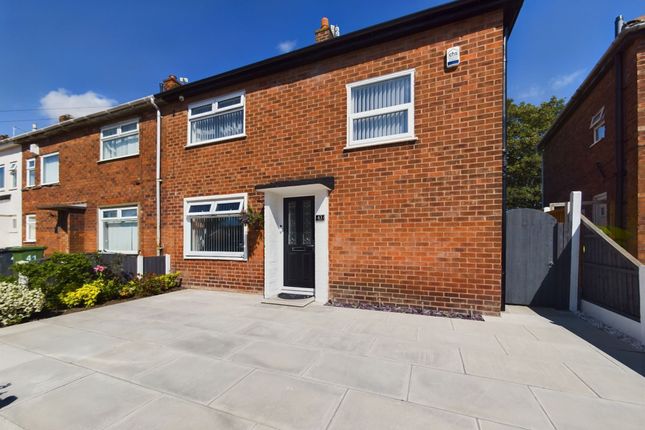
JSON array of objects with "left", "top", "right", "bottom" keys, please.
[
  {"left": 25, "top": 214, "right": 36, "bottom": 242},
  {"left": 0, "top": 164, "right": 5, "bottom": 191},
  {"left": 346, "top": 69, "right": 415, "bottom": 148},
  {"left": 41, "top": 152, "right": 59, "bottom": 185},
  {"left": 99, "top": 206, "right": 139, "bottom": 254},
  {"left": 100, "top": 119, "right": 139, "bottom": 161},
  {"left": 590, "top": 106, "right": 606, "bottom": 146},
  {"left": 184, "top": 193, "right": 247, "bottom": 260},
  {"left": 26, "top": 158, "right": 36, "bottom": 187},
  {"left": 9, "top": 162, "right": 18, "bottom": 189},
  {"left": 187, "top": 91, "right": 245, "bottom": 146}
]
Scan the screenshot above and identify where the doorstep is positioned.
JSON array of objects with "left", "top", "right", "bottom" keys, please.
[{"left": 261, "top": 295, "right": 315, "bottom": 308}]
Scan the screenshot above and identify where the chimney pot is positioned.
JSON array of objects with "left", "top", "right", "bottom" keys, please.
[
  {"left": 162, "top": 74, "right": 182, "bottom": 91},
  {"left": 58, "top": 114, "right": 73, "bottom": 122},
  {"left": 321, "top": 17, "right": 329, "bottom": 29},
  {"left": 315, "top": 17, "right": 335, "bottom": 43}
]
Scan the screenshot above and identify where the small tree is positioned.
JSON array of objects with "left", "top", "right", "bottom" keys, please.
[{"left": 506, "top": 96, "right": 565, "bottom": 209}]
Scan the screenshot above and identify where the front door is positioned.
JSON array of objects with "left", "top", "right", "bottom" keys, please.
[{"left": 284, "top": 196, "right": 315, "bottom": 292}]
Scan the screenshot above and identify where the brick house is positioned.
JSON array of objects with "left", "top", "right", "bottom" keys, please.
[
  {"left": 5, "top": 0, "right": 523, "bottom": 315},
  {"left": 540, "top": 17, "right": 645, "bottom": 261}
]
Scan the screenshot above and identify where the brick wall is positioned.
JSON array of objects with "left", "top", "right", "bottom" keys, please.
[
  {"left": 160, "top": 11, "right": 505, "bottom": 315},
  {"left": 637, "top": 39, "right": 645, "bottom": 261},
  {"left": 21, "top": 112, "right": 158, "bottom": 256}
]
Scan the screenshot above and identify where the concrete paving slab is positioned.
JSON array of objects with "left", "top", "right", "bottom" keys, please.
[
  {"left": 107, "top": 395, "right": 255, "bottom": 430},
  {"left": 385, "top": 312, "right": 454, "bottom": 330},
  {"left": 211, "top": 370, "right": 345, "bottom": 430},
  {"left": 295, "top": 328, "right": 376, "bottom": 354},
  {"left": 261, "top": 296, "right": 314, "bottom": 307},
  {"left": 0, "top": 345, "right": 40, "bottom": 372},
  {"left": 0, "top": 357, "right": 91, "bottom": 408},
  {"left": 532, "top": 386, "right": 645, "bottom": 430},
  {"left": 305, "top": 351, "right": 411, "bottom": 399},
  {"left": 418, "top": 327, "right": 506, "bottom": 354},
  {"left": 1, "top": 373, "right": 158, "bottom": 430},
  {"left": 133, "top": 355, "right": 252, "bottom": 404},
  {"left": 184, "top": 315, "right": 256, "bottom": 334},
  {"left": 76, "top": 342, "right": 179, "bottom": 379},
  {"left": 349, "top": 321, "right": 419, "bottom": 342},
  {"left": 0, "top": 321, "right": 46, "bottom": 338},
  {"left": 118, "top": 320, "right": 197, "bottom": 344},
  {"left": 461, "top": 350, "right": 594, "bottom": 395},
  {"left": 167, "top": 330, "right": 251, "bottom": 359},
  {"left": 0, "top": 416, "right": 23, "bottom": 430},
  {"left": 452, "top": 319, "right": 533, "bottom": 338},
  {"left": 478, "top": 420, "right": 525, "bottom": 430},
  {"left": 408, "top": 366, "right": 553, "bottom": 430},
  {"left": 565, "top": 362, "right": 645, "bottom": 404},
  {"left": 230, "top": 341, "right": 320, "bottom": 375},
  {"left": 368, "top": 338, "right": 464, "bottom": 373},
  {"left": 328, "top": 389, "right": 477, "bottom": 430},
  {"left": 235, "top": 320, "right": 303, "bottom": 343}
]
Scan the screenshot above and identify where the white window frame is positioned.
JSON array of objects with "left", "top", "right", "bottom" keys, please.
[
  {"left": 100, "top": 118, "right": 140, "bottom": 161},
  {"left": 26, "top": 158, "right": 36, "bottom": 187},
  {"left": 346, "top": 69, "right": 416, "bottom": 149},
  {"left": 40, "top": 152, "right": 60, "bottom": 185},
  {"left": 590, "top": 107, "right": 606, "bottom": 147},
  {"left": 0, "top": 164, "right": 5, "bottom": 191},
  {"left": 8, "top": 161, "right": 18, "bottom": 189},
  {"left": 98, "top": 205, "right": 139, "bottom": 254},
  {"left": 187, "top": 91, "right": 246, "bottom": 147},
  {"left": 183, "top": 193, "right": 248, "bottom": 260},
  {"left": 25, "top": 214, "right": 36, "bottom": 243}
]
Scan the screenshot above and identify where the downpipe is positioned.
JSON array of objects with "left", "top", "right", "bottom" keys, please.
[{"left": 149, "top": 97, "right": 163, "bottom": 256}]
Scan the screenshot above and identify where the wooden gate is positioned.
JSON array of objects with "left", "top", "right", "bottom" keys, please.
[{"left": 505, "top": 208, "right": 570, "bottom": 308}]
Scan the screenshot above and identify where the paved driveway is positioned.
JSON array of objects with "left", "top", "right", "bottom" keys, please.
[{"left": 0, "top": 289, "right": 643, "bottom": 430}]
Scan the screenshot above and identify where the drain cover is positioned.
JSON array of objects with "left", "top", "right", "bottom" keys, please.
[{"left": 278, "top": 293, "right": 312, "bottom": 300}]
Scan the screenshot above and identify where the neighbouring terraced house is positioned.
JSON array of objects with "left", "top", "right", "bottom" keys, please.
[{"left": 0, "top": 0, "right": 524, "bottom": 315}]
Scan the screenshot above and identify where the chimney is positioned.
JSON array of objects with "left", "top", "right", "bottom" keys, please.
[
  {"left": 32, "top": 123, "right": 37, "bottom": 131},
  {"left": 162, "top": 74, "right": 182, "bottom": 91},
  {"left": 0, "top": 134, "right": 9, "bottom": 141},
  {"left": 315, "top": 17, "right": 335, "bottom": 43},
  {"left": 59, "top": 114, "right": 73, "bottom": 122}
]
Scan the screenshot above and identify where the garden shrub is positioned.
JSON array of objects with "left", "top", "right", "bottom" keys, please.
[
  {"left": 0, "top": 281, "right": 45, "bottom": 326},
  {"left": 13, "top": 253, "right": 94, "bottom": 309},
  {"left": 119, "top": 272, "right": 181, "bottom": 298},
  {"left": 59, "top": 281, "right": 101, "bottom": 308}
]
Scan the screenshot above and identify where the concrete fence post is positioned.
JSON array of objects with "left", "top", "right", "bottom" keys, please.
[
  {"left": 568, "top": 191, "right": 582, "bottom": 312},
  {"left": 165, "top": 254, "right": 171, "bottom": 274},
  {"left": 136, "top": 255, "right": 144, "bottom": 276}
]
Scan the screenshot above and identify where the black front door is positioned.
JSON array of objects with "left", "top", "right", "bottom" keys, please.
[{"left": 284, "top": 196, "right": 315, "bottom": 290}]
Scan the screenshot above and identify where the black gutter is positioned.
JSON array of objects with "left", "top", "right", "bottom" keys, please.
[
  {"left": 156, "top": 0, "right": 523, "bottom": 102},
  {"left": 501, "top": 27, "right": 509, "bottom": 312},
  {"left": 615, "top": 51, "right": 624, "bottom": 229}
]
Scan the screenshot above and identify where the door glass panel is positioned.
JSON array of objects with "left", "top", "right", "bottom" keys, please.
[
  {"left": 302, "top": 199, "right": 313, "bottom": 245},
  {"left": 287, "top": 201, "right": 297, "bottom": 245}
]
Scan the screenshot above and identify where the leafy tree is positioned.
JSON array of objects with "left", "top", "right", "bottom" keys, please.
[{"left": 506, "top": 96, "right": 565, "bottom": 209}]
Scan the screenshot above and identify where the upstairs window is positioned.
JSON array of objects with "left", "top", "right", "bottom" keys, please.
[
  {"left": 590, "top": 107, "right": 605, "bottom": 146},
  {"left": 101, "top": 120, "right": 139, "bottom": 161},
  {"left": 347, "top": 70, "right": 415, "bottom": 148},
  {"left": 41, "top": 153, "right": 59, "bottom": 185},
  {"left": 26, "top": 158, "right": 36, "bottom": 187},
  {"left": 184, "top": 194, "right": 247, "bottom": 259},
  {"left": 99, "top": 206, "right": 139, "bottom": 253},
  {"left": 9, "top": 162, "right": 17, "bottom": 189},
  {"left": 188, "top": 92, "right": 245, "bottom": 146}
]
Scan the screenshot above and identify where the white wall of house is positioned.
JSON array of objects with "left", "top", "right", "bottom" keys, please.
[{"left": 0, "top": 142, "right": 22, "bottom": 248}]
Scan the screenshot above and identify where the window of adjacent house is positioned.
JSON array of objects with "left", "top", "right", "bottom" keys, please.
[
  {"left": 101, "top": 120, "right": 139, "bottom": 161},
  {"left": 184, "top": 194, "right": 247, "bottom": 259},
  {"left": 9, "top": 162, "right": 17, "bottom": 189},
  {"left": 26, "top": 158, "right": 36, "bottom": 187},
  {"left": 25, "top": 214, "right": 36, "bottom": 242},
  {"left": 41, "top": 153, "right": 59, "bottom": 185},
  {"left": 0, "top": 165, "right": 5, "bottom": 190},
  {"left": 10, "top": 216, "right": 17, "bottom": 232},
  {"left": 99, "top": 206, "right": 139, "bottom": 253},
  {"left": 590, "top": 107, "right": 606, "bottom": 146},
  {"left": 346, "top": 69, "right": 415, "bottom": 148},
  {"left": 187, "top": 92, "right": 245, "bottom": 146}
]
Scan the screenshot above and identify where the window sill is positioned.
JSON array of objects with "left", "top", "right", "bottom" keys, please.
[
  {"left": 98, "top": 153, "right": 140, "bottom": 164},
  {"left": 40, "top": 182, "right": 60, "bottom": 187},
  {"left": 24, "top": 240, "right": 36, "bottom": 244},
  {"left": 99, "top": 250, "right": 139, "bottom": 255},
  {"left": 344, "top": 136, "right": 418, "bottom": 151},
  {"left": 183, "top": 254, "right": 247, "bottom": 262},
  {"left": 185, "top": 134, "right": 246, "bottom": 149},
  {"left": 589, "top": 138, "right": 604, "bottom": 148}
]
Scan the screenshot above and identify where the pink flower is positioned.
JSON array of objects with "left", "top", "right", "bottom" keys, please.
[{"left": 94, "top": 265, "right": 106, "bottom": 273}]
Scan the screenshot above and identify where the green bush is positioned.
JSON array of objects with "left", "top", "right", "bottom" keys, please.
[
  {"left": 59, "top": 281, "right": 101, "bottom": 308},
  {"left": 13, "top": 253, "right": 94, "bottom": 309},
  {"left": 0, "top": 281, "right": 45, "bottom": 326},
  {"left": 119, "top": 272, "right": 181, "bottom": 299}
]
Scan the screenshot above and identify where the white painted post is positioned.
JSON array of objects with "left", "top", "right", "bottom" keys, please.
[
  {"left": 165, "top": 254, "right": 171, "bottom": 274},
  {"left": 568, "top": 191, "right": 582, "bottom": 312},
  {"left": 136, "top": 255, "right": 144, "bottom": 276},
  {"left": 639, "top": 265, "right": 645, "bottom": 344}
]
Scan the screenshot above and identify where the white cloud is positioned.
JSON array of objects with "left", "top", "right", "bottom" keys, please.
[
  {"left": 550, "top": 69, "right": 586, "bottom": 90},
  {"left": 39, "top": 89, "right": 117, "bottom": 121},
  {"left": 517, "top": 85, "right": 544, "bottom": 101},
  {"left": 277, "top": 40, "right": 297, "bottom": 53}
]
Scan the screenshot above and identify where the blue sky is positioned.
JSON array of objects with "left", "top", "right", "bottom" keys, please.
[{"left": 0, "top": 0, "right": 642, "bottom": 136}]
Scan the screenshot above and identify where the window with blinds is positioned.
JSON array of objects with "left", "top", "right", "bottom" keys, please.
[
  {"left": 184, "top": 194, "right": 247, "bottom": 259},
  {"left": 99, "top": 206, "right": 139, "bottom": 254},
  {"left": 347, "top": 70, "right": 415, "bottom": 148},
  {"left": 188, "top": 92, "right": 245, "bottom": 146},
  {"left": 41, "top": 153, "right": 59, "bottom": 185},
  {"left": 100, "top": 120, "right": 139, "bottom": 161}
]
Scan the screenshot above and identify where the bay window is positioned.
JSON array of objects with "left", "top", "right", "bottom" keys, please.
[
  {"left": 184, "top": 194, "right": 247, "bottom": 259},
  {"left": 187, "top": 92, "right": 245, "bottom": 146},
  {"left": 101, "top": 119, "right": 139, "bottom": 161},
  {"left": 99, "top": 206, "right": 139, "bottom": 254},
  {"left": 346, "top": 69, "right": 415, "bottom": 148}
]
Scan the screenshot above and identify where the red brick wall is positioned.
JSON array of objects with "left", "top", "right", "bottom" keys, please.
[
  {"left": 160, "top": 11, "right": 505, "bottom": 315},
  {"left": 542, "top": 35, "right": 643, "bottom": 260},
  {"left": 21, "top": 112, "right": 158, "bottom": 256},
  {"left": 637, "top": 39, "right": 645, "bottom": 261}
]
